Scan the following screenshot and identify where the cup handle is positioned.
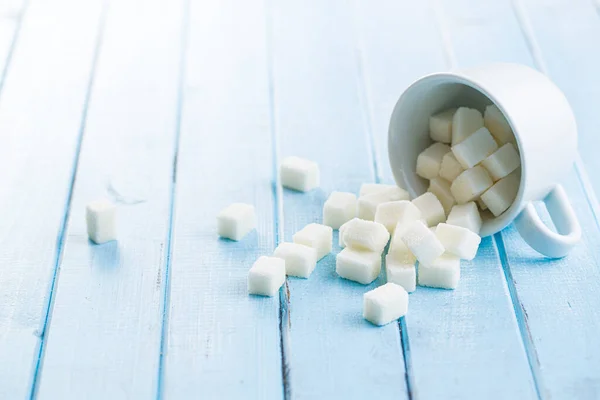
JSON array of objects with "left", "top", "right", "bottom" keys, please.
[{"left": 514, "top": 184, "right": 581, "bottom": 258}]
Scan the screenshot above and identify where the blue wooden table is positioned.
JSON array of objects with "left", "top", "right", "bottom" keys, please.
[{"left": 1, "top": 0, "right": 600, "bottom": 398}]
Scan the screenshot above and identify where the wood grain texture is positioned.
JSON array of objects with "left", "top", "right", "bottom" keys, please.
[
  {"left": 161, "top": 1, "right": 283, "bottom": 398},
  {"left": 270, "top": 1, "right": 408, "bottom": 398},
  {"left": 33, "top": 0, "right": 186, "bottom": 398},
  {"left": 0, "top": 0, "right": 104, "bottom": 397},
  {"left": 356, "top": 1, "right": 537, "bottom": 398}
]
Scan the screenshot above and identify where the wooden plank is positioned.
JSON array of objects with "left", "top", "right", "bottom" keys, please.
[
  {"left": 33, "top": 0, "right": 186, "bottom": 398},
  {"left": 270, "top": 1, "right": 408, "bottom": 398},
  {"left": 0, "top": 0, "right": 104, "bottom": 398},
  {"left": 160, "top": 1, "right": 283, "bottom": 398},
  {"left": 355, "top": 1, "right": 538, "bottom": 398}
]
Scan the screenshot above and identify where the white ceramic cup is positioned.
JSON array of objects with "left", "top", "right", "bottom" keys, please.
[{"left": 388, "top": 63, "right": 581, "bottom": 258}]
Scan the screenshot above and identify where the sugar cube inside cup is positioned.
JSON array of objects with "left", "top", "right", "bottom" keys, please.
[
  {"left": 446, "top": 202, "right": 482, "bottom": 234},
  {"left": 452, "top": 107, "right": 484, "bottom": 145},
  {"left": 481, "top": 142, "right": 520, "bottom": 181},
  {"left": 452, "top": 126, "right": 499, "bottom": 169},
  {"left": 484, "top": 104, "right": 515, "bottom": 146},
  {"left": 480, "top": 170, "right": 520, "bottom": 217},
  {"left": 416, "top": 142, "right": 451, "bottom": 180},
  {"left": 428, "top": 177, "right": 456, "bottom": 215},
  {"left": 439, "top": 152, "right": 465, "bottom": 182},
  {"left": 429, "top": 108, "right": 456, "bottom": 144},
  {"left": 451, "top": 166, "right": 493, "bottom": 204},
  {"left": 363, "top": 283, "right": 409, "bottom": 326}
]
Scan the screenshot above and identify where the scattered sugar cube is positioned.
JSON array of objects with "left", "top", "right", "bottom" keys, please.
[
  {"left": 338, "top": 218, "right": 359, "bottom": 248},
  {"left": 388, "top": 229, "right": 416, "bottom": 262},
  {"left": 484, "top": 104, "right": 515, "bottom": 146},
  {"left": 411, "top": 192, "right": 446, "bottom": 226},
  {"left": 452, "top": 107, "right": 484, "bottom": 145},
  {"left": 86, "top": 199, "right": 117, "bottom": 244},
  {"left": 416, "top": 143, "right": 451, "bottom": 179},
  {"left": 435, "top": 223, "right": 481, "bottom": 260},
  {"left": 400, "top": 220, "right": 445, "bottom": 265},
  {"left": 386, "top": 254, "right": 416, "bottom": 292},
  {"left": 477, "top": 198, "right": 488, "bottom": 210},
  {"left": 418, "top": 254, "right": 461, "bottom": 289},
  {"left": 452, "top": 127, "right": 499, "bottom": 169},
  {"left": 439, "top": 152, "right": 465, "bottom": 182},
  {"left": 481, "top": 143, "right": 520, "bottom": 181},
  {"left": 359, "top": 183, "right": 399, "bottom": 197},
  {"left": 446, "top": 202, "right": 482, "bottom": 234},
  {"left": 342, "top": 219, "right": 390, "bottom": 253},
  {"left": 358, "top": 186, "right": 409, "bottom": 221},
  {"left": 363, "top": 283, "right": 409, "bottom": 326},
  {"left": 374, "top": 200, "right": 421, "bottom": 234},
  {"left": 248, "top": 256, "right": 286, "bottom": 296},
  {"left": 280, "top": 156, "right": 320, "bottom": 192},
  {"left": 273, "top": 242, "right": 318, "bottom": 278},
  {"left": 216, "top": 203, "right": 256, "bottom": 241},
  {"left": 336, "top": 247, "right": 382, "bottom": 284},
  {"left": 429, "top": 108, "right": 456, "bottom": 143},
  {"left": 292, "top": 223, "right": 333, "bottom": 261},
  {"left": 323, "top": 191, "right": 357, "bottom": 229},
  {"left": 480, "top": 170, "right": 520, "bottom": 217},
  {"left": 451, "top": 166, "right": 493, "bottom": 204},
  {"left": 428, "top": 177, "right": 455, "bottom": 215}
]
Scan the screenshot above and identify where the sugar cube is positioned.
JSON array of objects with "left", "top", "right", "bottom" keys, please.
[
  {"left": 363, "top": 283, "right": 409, "bottom": 326},
  {"left": 451, "top": 166, "right": 493, "bottom": 204},
  {"left": 292, "top": 223, "right": 333, "bottom": 260},
  {"left": 359, "top": 183, "right": 399, "bottom": 197},
  {"left": 439, "top": 152, "right": 465, "bottom": 182},
  {"left": 386, "top": 254, "right": 416, "bottom": 293},
  {"left": 416, "top": 143, "right": 451, "bottom": 179},
  {"left": 481, "top": 143, "right": 520, "bottom": 181},
  {"left": 280, "top": 156, "right": 320, "bottom": 192},
  {"left": 452, "top": 127, "right": 499, "bottom": 169},
  {"left": 477, "top": 198, "right": 488, "bottom": 210},
  {"left": 452, "top": 107, "right": 484, "bottom": 145},
  {"left": 358, "top": 186, "right": 409, "bottom": 221},
  {"left": 435, "top": 223, "right": 481, "bottom": 260},
  {"left": 428, "top": 177, "right": 456, "bottom": 215},
  {"left": 411, "top": 192, "right": 446, "bottom": 226},
  {"left": 248, "top": 256, "right": 286, "bottom": 296},
  {"left": 86, "top": 199, "right": 117, "bottom": 244},
  {"left": 446, "top": 202, "right": 482, "bottom": 234},
  {"left": 336, "top": 247, "right": 381, "bottom": 284},
  {"left": 342, "top": 219, "right": 390, "bottom": 253},
  {"left": 273, "top": 242, "right": 318, "bottom": 278},
  {"left": 484, "top": 104, "right": 515, "bottom": 146},
  {"left": 374, "top": 200, "right": 422, "bottom": 234},
  {"left": 400, "top": 220, "right": 445, "bottom": 265},
  {"left": 323, "top": 191, "right": 357, "bottom": 229},
  {"left": 480, "top": 170, "right": 520, "bottom": 217},
  {"left": 216, "top": 203, "right": 256, "bottom": 241},
  {"left": 418, "top": 254, "right": 461, "bottom": 289},
  {"left": 388, "top": 229, "right": 416, "bottom": 262},
  {"left": 338, "top": 218, "right": 359, "bottom": 248},
  {"left": 429, "top": 108, "right": 456, "bottom": 143}
]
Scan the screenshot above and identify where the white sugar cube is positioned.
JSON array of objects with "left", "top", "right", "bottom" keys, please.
[
  {"left": 400, "top": 220, "right": 445, "bottom": 265},
  {"left": 374, "top": 200, "right": 421, "bottom": 234},
  {"left": 480, "top": 170, "right": 520, "bottom": 217},
  {"left": 429, "top": 108, "right": 456, "bottom": 143},
  {"left": 439, "top": 152, "right": 465, "bottom": 182},
  {"left": 338, "top": 218, "right": 359, "bottom": 248},
  {"left": 216, "top": 203, "right": 256, "bottom": 241},
  {"left": 248, "top": 256, "right": 286, "bottom": 296},
  {"left": 358, "top": 186, "right": 409, "bottom": 221},
  {"left": 477, "top": 198, "right": 488, "bottom": 210},
  {"left": 359, "top": 183, "right": 399, "bottom": 197},
  {"left": 435, "top": 223, "right": 481, "bottom": 260},
  {"left": 481, "top": 143, "right": 520, "bottom": 181},
  {"left": 428, "top": 177, "right": 456, "bottom": 215},
  {"left": 452, "top": 107, "right": 484, "bottom": 145},
  {"left": 385, "top": 254, "right": 416, "bottom": 293},
  {"left": 280, "top": 156, "right": 320, "bottom": 192},
  {"left": 451, "top": 166, "right": 493, "bottom": 204},
  {"left": 418, "top": 254, "right": 461, "bottom": 289},
  {"left": 446, "top": 202, "right": 482, "bottom": 234},
  {"left": 292, "top": 223, "right": 333, "bottom": 260},
  {"left": 273, "top": 242, "right": 318, "bottom": 278},
  {"left": 411, "top": 192, "right": 446, "bottom": 226},
  {"left": 342, "top": 219, "right": 390, "bottom": 253},
  {"left": 336, "top": 247, "right": 381, "bottom": 284},
  {"left": 388, "top": 229, "right": 416, "bottom": 262},
  {"left": 416, "top": 143, "right": 451, "bottom": 179},
  {"left": 452, "top": 127, "right": 499, "bottom": 169},
  {"left": 86, "top": 199, "right": 117, "bottom": 244},
  {"left": 363, "top": 283, "right": 409, "bottom": 326},
  {"left": 323, "top": 191, "right": 357, "bottom": 229},
  {"left": 484, "top": 104, "right": 515, "bottom": 146}
]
